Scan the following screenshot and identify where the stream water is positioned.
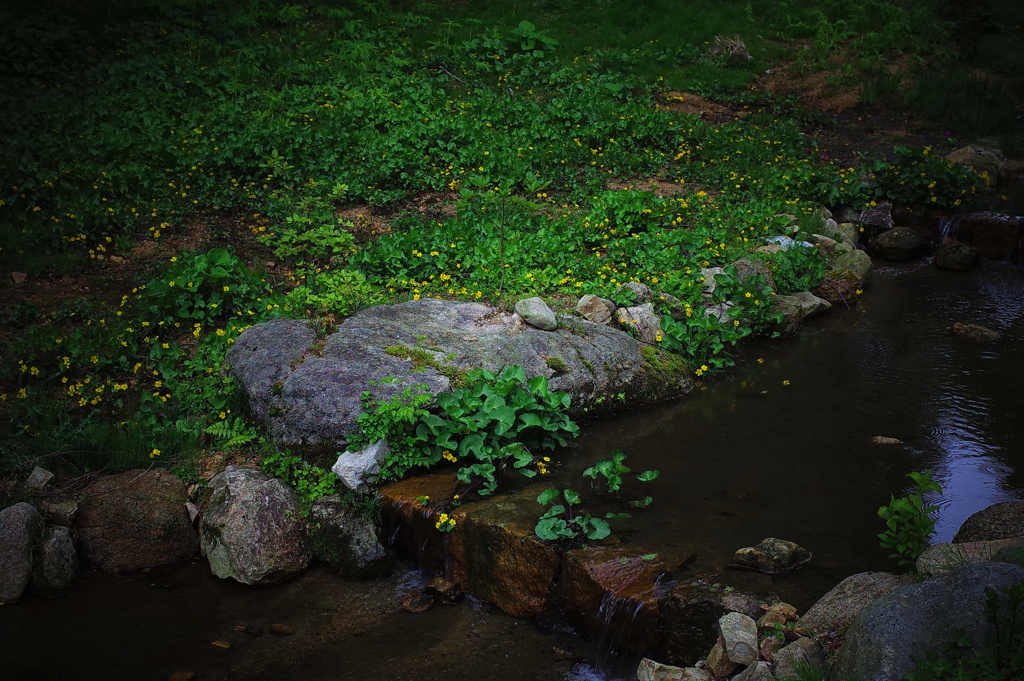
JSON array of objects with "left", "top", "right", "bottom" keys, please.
[{"left": 3, "top": 259, "right": 1023, "bottom": 681}]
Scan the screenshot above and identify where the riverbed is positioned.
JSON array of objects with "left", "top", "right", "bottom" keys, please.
[{"left": 2, "top": 259, "right": 1022, "bottom": 681}]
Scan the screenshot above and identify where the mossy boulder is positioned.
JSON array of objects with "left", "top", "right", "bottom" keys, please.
[{"left": 229, "top": 299, "right": 693, "bottom": 448}]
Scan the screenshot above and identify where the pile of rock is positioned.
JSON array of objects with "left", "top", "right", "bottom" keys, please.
[
  {"left": 639, "top": 605, "right": 825, "bottom": 681},
  {"left": 0, "top": 464, "right": 394, "bottom": 604}
]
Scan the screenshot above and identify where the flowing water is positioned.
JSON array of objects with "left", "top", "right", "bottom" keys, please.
[{"left": 3, "top": 259, "right": 1024, "bottom": 680}]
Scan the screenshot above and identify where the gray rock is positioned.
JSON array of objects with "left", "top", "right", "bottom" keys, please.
[
  {"left": 834, "top": 240, "right": 855, "bottom": 256},
  {"left": 637, "top": 658, "right": 712, "bottom": 681},
  {"left": 25, "top": 466, "right": 54, "bottom": 490},
  {"left": 705, "top": 639, "right": 738, "bottom": 677},
  {"left": 917, "top": 537, "right": 1024, "bottom": 577},
  {"left": 952, "top": 322, "right": 1000, "bottom": 342},
  {"left": 230, "top": 299, "right": 692, "bottom": 447},
  {"left": 733, "top": 661, "right": 775, "bottom": 681},
  {"left": 0, "top": 503, "right": 43, "bottom": 603},
  {"left": 309, "top": 496, "right": 394, "bottom": 579},
  {"left": 934, "top": 242, "right": 979, "bottom": 270},
  {"left": 200, "top": 466, "right": 311, "bottom": 585},
  {"left": 332, "top": 439, "right": 389, "bottom": 493},
  {"left": 770, "top": 296, "right": 803, "bottom": 338},
  {"left": 833, "top": 249, "right": 873, "bottom": 281},
  {"left": 791, "top": 291, "right": 831, "bottom": 319},
  {"left": 773, "top": 638, "right": 825, "bottom": 681},
  {"left": 719, "top": 611, "right": 758, "bottom": 665},
  {"left": 703, "top": 301, "right": 734, "bottom": 324},
  {"left": 835, "top": 222, "right": 860, "bottom": 244},
  {"left": 955, "top": 501, "right": 1024, "bottom": 542},
  {"left": 800, "top": 571, "right": 913, "bottom": 636},
  {"left": 869, "top": 226, "right": 929, "bottom": 261},
  {"left": 860, "top": 202, "right": 894, "bottom": 235},
  {"left": 515, "top": 297, "right": 558, "bottom": 331},
  {"left": 833, "top": 562, "right": 1024, "bottom": 681},
  {"left": 731, "top": 258, "right": 776, "bottom": 292},
  {"left": 615, "top": 302, "right": 662, "bottom": 342},
  {"left": 730, "top": 538, "right": 811, "bottom": 574},
  {"left": 700, "top": 267, "right": 726, "bottom": 294},
  {"left": 809, "top": 233, "right": 837, "bottom": 256},
  {"left": 33, "top": 525, "right": 78, "bottom": 598},
  {"left": 946, "top": 145, "right": 1005, "bottom": 184},
  {"left": 654, "top": 291, "right": 689, "bottom": 321},
  {"left": 76, "top": 469, "right": 198, "bottom": 573},
  {"left": 616, "top": 281, "right": 654, "bottom": 304},
  {"left": 223, "top": 317, "right": 317, "bottom": 432},
  {"left": 575, "top": 294, "right": 616, "bottom": 325}
]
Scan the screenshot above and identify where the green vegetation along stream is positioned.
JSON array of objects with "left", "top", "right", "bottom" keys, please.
[{"left": 3, "top": 259, "right": 1022, "bottom": 681}]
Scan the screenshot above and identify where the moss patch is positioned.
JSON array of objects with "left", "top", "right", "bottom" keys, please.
[
  {"left": 545, "top": 356, "right": 569, "bottom": 377},
  {"left": 384, "top": 345, "right": 467, "bottom": 388},
  {"left": 640, "top": 344, "right": 691, "bottom": 387}
]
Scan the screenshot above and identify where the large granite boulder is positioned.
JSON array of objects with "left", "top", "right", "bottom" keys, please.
[
  {"left": 0, "top": 502, "right": 43, "bottom": 603},
  {"left": 76, "top": 469, "right": 198, "bottom": 573},
  {"left": 228, "top": 299, "right": 692, "bottom": 448},
  {"left": 200, "top": 466, "right": 311, "bottom": 585},
  {"left": 832, "top": 562, "right": 1024, "bottom": 681},
  {"left": 799, "top": 571, "right": 913, "bottom": 637},
  {"left": 309, "top": 495, "right": 394, "bottom": 579},
  {"left": 954, "top": 501, "right": 1024, "bottom": 542}
]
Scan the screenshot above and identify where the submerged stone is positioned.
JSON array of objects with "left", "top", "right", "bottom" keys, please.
[{"left": 729, "top": 538, "right": 811, "bottom": 574}]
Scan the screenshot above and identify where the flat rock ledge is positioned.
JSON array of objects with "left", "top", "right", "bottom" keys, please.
[{"left": 228, "top": 298, "right": 693, "bottom": 448}]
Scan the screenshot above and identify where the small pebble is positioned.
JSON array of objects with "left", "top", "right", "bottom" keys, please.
[{"left": 270, "top": 623, "right": 294, "bottom": 636}]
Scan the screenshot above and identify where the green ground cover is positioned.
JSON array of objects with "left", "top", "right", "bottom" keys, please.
[{"left": 0, "top": 0, "right": 999, "bottom": 479}]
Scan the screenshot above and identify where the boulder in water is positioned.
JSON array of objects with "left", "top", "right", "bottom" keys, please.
[
  {"left": 200, "top": 466, "right": 311, "bottom": 585},
  {"left": 0, "top": 502, "right": 43, "bottom": 603},
  {"left": 952, "top": 321, "right": 1000, "bottom": 342},
  {"left": 832, "top": 562, "right": 1024, "bottom": 681},
  {"left": 934, "top": 241, "right": 979, "bottom": 270},
  {"left": 729, "top": 537, "right": 811, "bottom": 574},
  {"left": 955, "top": 500, "right": 1024, "bottom": 542}
]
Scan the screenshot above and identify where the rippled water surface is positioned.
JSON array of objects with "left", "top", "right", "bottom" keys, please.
[
  {"left": 3, "top": 259, "right": 1023, "bottom": 680},
  {"left": 560, "top": 260, "right": 1024, "bottom": 608}
]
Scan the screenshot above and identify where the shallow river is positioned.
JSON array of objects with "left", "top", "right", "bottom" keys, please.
[{"left": 2, "top": 259, "right": 1023, "bottom": 681}]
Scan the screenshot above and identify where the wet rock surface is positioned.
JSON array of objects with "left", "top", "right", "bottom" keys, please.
[
  {"left": 33, "top": 525, "right": 79, "bottom": 598},
  {"left": 729, "top": 538, "right": 811, "bottom": 575},
  {"left": 952, "top": 321, "right": 1000, "bottom": 342},
  {"left": 309, "top": 495, "right": 394, "bottom": 579},
  {"left": 76, "top": 469, "right": 198, "bottom": 573},
  {"left": 934, "top": 241, "right": 979, "bottom": 270},
  {"left": 869, "top": 226, "right": 930, "bottom": 261}
]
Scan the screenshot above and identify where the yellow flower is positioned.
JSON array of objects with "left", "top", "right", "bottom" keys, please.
[
  {"left": 782, "top": 379, "right": 791, "bottom": 386},
  {"left": 150, "top": 448, "right": 161, "bottom": 458}
]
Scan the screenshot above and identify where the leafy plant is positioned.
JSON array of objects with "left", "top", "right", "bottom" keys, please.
[
  {"left": 261, "top": 448, "right": 340, "bottom": 508},
  {"left": 509, "top": 20, "right": 559, "bottom": 52},
  {"left": 878, "top": 470, "right": 943, "bottom": 568},
  {"left": 534, "top": 487, "right": 611, "bottom": 541}
]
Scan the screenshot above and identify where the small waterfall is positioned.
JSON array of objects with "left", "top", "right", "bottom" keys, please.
[{"left": 939, "top": 214, "right": 962, "bottom": 244}]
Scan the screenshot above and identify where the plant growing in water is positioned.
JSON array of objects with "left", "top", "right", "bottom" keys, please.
[
  {"left": 878, "top": 470, "right": 943, "bottom": 568},
  {"left": 534, "top": 487, "right": 611, "bottom": 541}
]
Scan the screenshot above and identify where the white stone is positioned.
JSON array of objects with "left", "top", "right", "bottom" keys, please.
[
  {"left": 637, "top": 658, "right": 712, "bottom": 681},
  {"left": 333, "top": 439, "right": 390, "bottom": 492},
  {"left": 719, "top": 611, "right": 758, "bottom": 665}
]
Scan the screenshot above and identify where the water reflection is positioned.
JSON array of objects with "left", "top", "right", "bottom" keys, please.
[{"left": 564, "top": 259, "right": 1024, "bottom": 608}]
